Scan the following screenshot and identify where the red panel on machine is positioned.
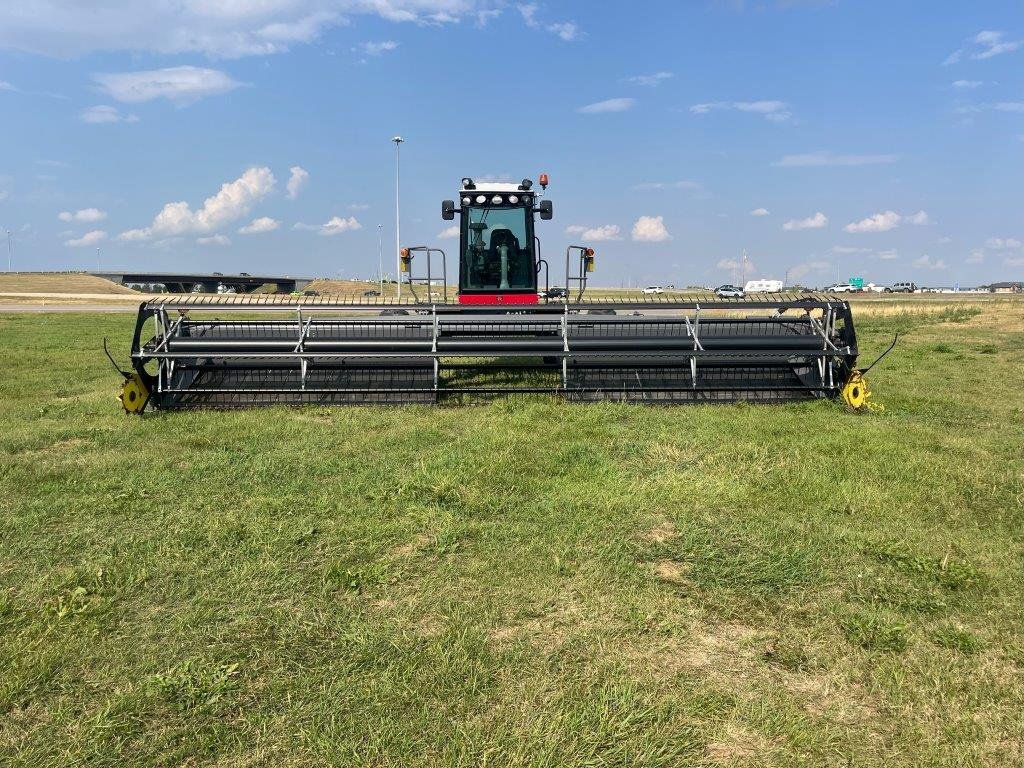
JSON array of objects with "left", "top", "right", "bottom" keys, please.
[{"left": 458, "top": 293, "right": 539, "bottom": 305}]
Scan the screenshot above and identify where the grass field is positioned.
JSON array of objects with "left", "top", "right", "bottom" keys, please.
[{"left": 1, "top": 299, "right": 1022, "bottom": 766}]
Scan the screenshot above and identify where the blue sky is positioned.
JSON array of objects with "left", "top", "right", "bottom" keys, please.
[{"left": 1, "top": 1, "right": 1022, "bottom": 287}]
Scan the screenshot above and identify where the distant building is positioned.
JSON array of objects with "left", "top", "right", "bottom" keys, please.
[{"left": 986, "top": 282, "right": 1023, "bottom": 294}]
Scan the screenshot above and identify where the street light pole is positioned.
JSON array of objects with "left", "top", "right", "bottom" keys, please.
[
  {"left": 96, "top": 247, "right": 101, "bottom": 271},
  {"left": 377, "top": 223, "right": 383, "bottom": 293},
  {"left": 392, "top": 135, "right": 404, "bottom": 301},
  {"left": 5, "top": 229, "right": 11, "bottom": 272}
]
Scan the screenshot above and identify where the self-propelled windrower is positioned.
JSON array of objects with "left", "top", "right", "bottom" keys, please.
[{"left": 114, "top": 174, "right": 871, "bottom": 411}]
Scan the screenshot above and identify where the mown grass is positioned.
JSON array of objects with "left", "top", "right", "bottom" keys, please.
[{"left": 1, "top": 300, "right": 1022, "bottom": 767}]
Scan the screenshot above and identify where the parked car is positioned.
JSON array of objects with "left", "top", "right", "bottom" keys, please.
[
  {"left": 540, "top": 287, "right": 569, "bottom": 300},
  {"left": 864, "top": 282, "right": 887, "bottom": 293},
  {"left": 827, "top": 283, "right": 858, "bottom": 293},
  {"left": 362, "top": 289, "right": 381, "bottom": 297},
  {"left": 642, "top": 285, "right": 664, "bottom": 295},
  {"left": 891, "top": 281, "right": 917, "bottom": 293},
  {"left": 715, "top": 285, "right": 745, "bottom": 299},
  {"left": 302, "top": 289, "right": 320, "bottom": 297}
]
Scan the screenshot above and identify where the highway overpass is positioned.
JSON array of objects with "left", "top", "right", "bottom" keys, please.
[{"left": 91, "top": 271, "right": 313, "bottom": 293}]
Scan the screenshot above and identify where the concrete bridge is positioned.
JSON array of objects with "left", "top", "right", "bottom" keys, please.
[{"left": 91, "top": 271, "right": 313, "bottom": 294}]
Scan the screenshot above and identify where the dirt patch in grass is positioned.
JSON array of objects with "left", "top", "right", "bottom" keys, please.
[
  {"left": 705, "top": 723, "right": 775, "bottom": 764},
  {"left": 645, "top": 521, "right": 678, "bottom": 544}
]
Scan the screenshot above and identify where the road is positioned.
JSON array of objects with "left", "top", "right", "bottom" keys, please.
[{"left": 0, "top": 303, "right": 140, "bottom": 313}]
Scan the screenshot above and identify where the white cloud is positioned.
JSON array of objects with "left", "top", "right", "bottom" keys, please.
[
  {"left": 577, "top": 224, "right": 621, "bottom": 242},
  {"left": 844, "top": 211, "right": 902, "bottom": 233},
  {"left": 831, "top": 245, "right": 872, "bottom": 254},
  {"left": 0, "top": 80, "right": 15, "bottom": 91},
  {"left": 238, "top": 216, "right": 280, "bottom": 235},
  {"left": 348, "top": 203, "right": 370, "bottom": 210},
  {"left": 750, "top": 207, "right": 769, "bottom": 216},
  {"left": 952, "top": 80, "right": 983, "bottom": 89},
  {"left": 843, "top": 210, "right": 931, "bottom": 234},
  {"left": 197, "top": 234, "right": 231, "bottom": 246},
  {"left": 64, "top": 229, "right": 106, "bottom": 247},
  {"left": 286, "top": 166, "right": 309, "bottom": 199},
  {"left": 93, "top": 66, "right": 242, "bottom": 105},
  {"left": 358, "top": 40, "right": 399, "bottom": 56},
  {"left": 873, "top": 249, "right": 899, "bottom": 261},
  {"left": 564, "top": 225, "right": 587, "bottom": 235},
  {"left": 774, "top": 151, "right": 899, "bottom": 167},
  {"left": 631, "top": 215, "right": 671, "bottom": 242},
  {"left": 966, "top": 249, "right": 985, "bottom": 264},
  {"left": 79, "top": 104, "right": 139, "bottom": 124},
  {"left": 691, "top": 100, "right": 791, "bottom": 122},
  {"left": 994, "top": 102, "right": 1024, "bottom": 113},
  {"left": 118, "top": 166, "right": 275, "bottom": 242},
  {"left": 295, "top": 215, "right": 361, "bottom": 236},
  {"left": 0, "top": 3, "right": 498, "bottom": 59},
  {"left": 946, "top": 30, "right": 1023, "bottom": 65},
  {"left": 1003, "top": 256, "right": 1024, "bottom": 267},
  {"left": 985, "top": 237, "right": 1022, "bottom": 250},
  {"left": 914, "top": 254, "right": 947, "bottom": 270},
  {"left": 58, "top": 207, "right": 106, "bottom": 223},
  {"left": 437, "top": 225, "right": 460, "bottom": 239},
  {"left": 0, "top": 190, "right": 9, "bottom": 202},
  {"left": 782, "top": 212, "right": 828, "bottom": 231},
  {"left": 577, "top": 97, "right": 634, "bottom": 114},
  {"left": 518, "top": 4, "right": 582, "bottom": 41},
  {"left": 623, "top": 71, "right": 673, "bottom": 87}
]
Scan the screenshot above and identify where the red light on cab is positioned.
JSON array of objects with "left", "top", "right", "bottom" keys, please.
[{"left": 539, "top": 173, "right": 549, "bottom": 189}]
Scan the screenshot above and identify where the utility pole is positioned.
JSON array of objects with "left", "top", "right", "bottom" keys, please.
[
  {"left": 377, "top": 224, "right": 383, "bottom": 293},
  {"left": 5, "top": 229, "right": 11, "bottom": 272},
  {"left": 96, "top": 247, "right": 101, "bottom": 271},
  {"left": 392, "top": 135, "right": 404, "bottom": 300}
]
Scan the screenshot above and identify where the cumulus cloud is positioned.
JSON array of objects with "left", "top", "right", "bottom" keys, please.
[
  {"left": 295, "top": 216, "right": 361, "bottom": 236},
  {"left": 79, "top": 104, "right": 139, "bottom": 123},
  {"left": 0, "top": 3, "right": 495, "bottom": 59},
  {"left": 966, "top": 249, "right": 985, "bottom": 264},
  {"left": 844, "top": 211, "right": 901, "bottom": 233},
  {"left": 691, "top": 100, "right": 791, "bottom": 122},
  {"left": 577, "top": 97, "right": 635, "bottom": 114},
  {"left": 913, "top": 254, "right": 947, "bottom": 270},
  {"left": 844, "top": 210, "right": 932, "bottom": 234},
  {"left": 952, "top": 79, "right": 983, "bottom": 89},
  {"left": 1003, "top": 256, "right": 1024, "bottom": 267},
  {"left": 774, "top": 151, "right": 899, "bottom": 167},
  {"left": 576, "top": 224, "right": 622, "bottom": 242},
  {"left": 788, "top": 260, "right": 832, "bottom": 281},
  {"left": 286, "top": 166, "right": 309, "bottom": 199},
  {"left": 622, "top": 71, "right": 673, "bottom": 87},
  {"left": 118, "top": 166, "right": 275, "bottom": 242},
  {"left": 93, "top": 66, "right": 242, "bottom": 104},
  {"left": 782, "top": 212, "right": 828, "bottom": 231},
  {"left": 945, "top": 30, "right": 1023, "bottom": 65},
  {"left": 716, "top": 257, "right": 756, "bottom": 273},
  {"left": 59, "top": 208, "right": 106, "bottom": 223},
  {"left": 750, "top": 207, "right": 769, "bottom": 216},
  {"left": 631, "top": 215, "right": 671, "bottom": 242},
  {"left": 197, "top": 234, "right": 231, "bottom": 246},
  {"left": 238, "top": 216, "right": 280, "bottom": 235},
  {"left": 65, "top": 229, "right": 106, "bottom": 247},
  {"left": 437, "top": 225, "right": 460, "bottom": 239}
]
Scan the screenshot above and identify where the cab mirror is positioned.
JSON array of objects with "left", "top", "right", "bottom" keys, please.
[
  {"left": 538, "top": 200, "right": 553, "bottom": 220},
  {"left": 441, "top": 200, "right": 456, "bottom": 220}
]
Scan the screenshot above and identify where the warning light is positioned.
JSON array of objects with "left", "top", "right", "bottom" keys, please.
[{"left": 538, "top": 173, "right": 549, "bottom": 190}]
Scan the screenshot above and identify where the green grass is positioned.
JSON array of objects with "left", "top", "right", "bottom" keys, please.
[{"left": 1, "top": 302, "right": 1023, "bottom": 767}]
